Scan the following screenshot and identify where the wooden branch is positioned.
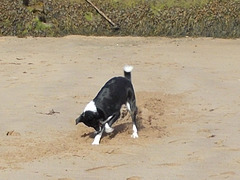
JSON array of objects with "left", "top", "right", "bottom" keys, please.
[{"left": 85, "top": 0, "right": 119, "bottom": 30}]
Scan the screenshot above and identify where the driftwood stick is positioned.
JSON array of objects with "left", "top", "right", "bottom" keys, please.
[{"left": 85, "top": 0, "right": 119, "bottom": 30}]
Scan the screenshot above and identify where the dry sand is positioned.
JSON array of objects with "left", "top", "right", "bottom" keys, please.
[{"left": 0, "top": 36, "right": 240, "bottom": 180}]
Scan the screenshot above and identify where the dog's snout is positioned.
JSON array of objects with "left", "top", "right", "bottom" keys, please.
[{"left": 75, "top": 117, "right": 80, "bottom": 125}]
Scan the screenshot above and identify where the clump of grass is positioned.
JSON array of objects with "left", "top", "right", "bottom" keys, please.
[
  {"left": 33, "top": 17, "right": 49, "bottom": 31},
  {"left": 85, "top": 12, "right": 94, "bottom": 21},
  {"left": 21, "top": 17, "right": 53, "bottom": 37}
]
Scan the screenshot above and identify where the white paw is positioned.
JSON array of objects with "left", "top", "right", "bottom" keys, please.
[
  {"left": 105, "top": 127, "right": 114, "bottom": 133},
  {"left": 92, "top": 141, "right": 100, "bottom": 145},
  {"left": 131, "top": 132, "right": 139, "bottom": 138},
  {"left": 92, "top": 134, "right": 101, "bottom": 145},
  {"left": 105, "top": 123, "right": 114, "bottom": 133}
]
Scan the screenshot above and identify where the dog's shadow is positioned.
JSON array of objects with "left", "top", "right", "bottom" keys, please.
[{"left": 81, "top": 122, "right": 131, "bottom": 139}]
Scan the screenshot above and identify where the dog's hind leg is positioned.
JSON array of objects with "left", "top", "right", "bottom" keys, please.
[
  {"left": 131, "top": 110, "right": 138, "bottom": 138},
  {"left": 126, "top": 101, "right": 139, "bottom": 138}
]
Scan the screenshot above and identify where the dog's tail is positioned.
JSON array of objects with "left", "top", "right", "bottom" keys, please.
[{"left": 124, "top": 65, "right": 133, "bottom": 81}]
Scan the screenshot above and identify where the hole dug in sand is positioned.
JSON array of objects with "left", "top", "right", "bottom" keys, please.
[{"left": 77, "top": 91, "right": 184, "bottom": 144}]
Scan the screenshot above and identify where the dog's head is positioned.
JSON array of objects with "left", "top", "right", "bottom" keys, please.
[{"left": 76, "top": 111, "right": 102, "bottom": 131}]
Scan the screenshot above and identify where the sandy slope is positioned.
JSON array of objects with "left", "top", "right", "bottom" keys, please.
[{"left": 0, "top": 36, "right": 240, "bottom": 180}]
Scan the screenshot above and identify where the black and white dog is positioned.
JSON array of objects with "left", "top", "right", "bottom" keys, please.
[{"left": 76, "top": 65, "right": 138, "bottom": 145}]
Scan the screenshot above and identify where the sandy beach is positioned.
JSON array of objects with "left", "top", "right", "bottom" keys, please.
[{"left": 0, "top": 36, "right": 240, "bottom": 179}]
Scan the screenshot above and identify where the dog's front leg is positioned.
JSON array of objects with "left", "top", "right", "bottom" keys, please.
[{"left": 92, "top": 128, "right": 104, "bottom": 145}]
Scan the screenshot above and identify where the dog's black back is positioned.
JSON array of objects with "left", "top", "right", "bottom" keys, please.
[{"left": 94, "top": 77, "right": 135, "bottom": 119}]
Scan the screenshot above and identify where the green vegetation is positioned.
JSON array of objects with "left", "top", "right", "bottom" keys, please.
[
  {"left": 0, "top": 0, "right": 239, "bottom": 37},
  {"left": 34, "top": 17, "right": 49, "bottom": 31},
  {"left": 85, "top": 12, "right": 94, "bottom": 21},
  {"left": 152, "top": 0, "right": 210, "bottom": 8}
]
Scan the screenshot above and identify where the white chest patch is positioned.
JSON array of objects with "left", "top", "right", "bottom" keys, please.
[{"left": 84, "top": 101, "right": 97, "bottom": 112}]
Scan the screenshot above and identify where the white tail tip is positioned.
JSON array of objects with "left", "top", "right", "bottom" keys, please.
[{"left": 124, "top": 65, "right": 133, "bottom": 72}]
